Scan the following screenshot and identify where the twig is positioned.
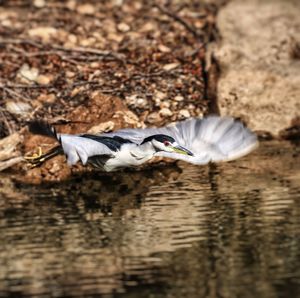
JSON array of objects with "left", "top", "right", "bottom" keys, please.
[
  {"left": 0, "top": 108, "right": 14, "bottom": 135},
  {"left": 2, "top": 82, "right": 53, "bottom": 89},
  {"left": 0, "top": 80, "right": 105, "bottom": 92},
  {"left": 154, "top": 3, "right": 204, "bottom": 41},
  {"left": 1, "top": 79, "right": 123, "bottom": 98},
  {"left": 0, "top": 85, "right": 32, "bottom": 102},
  {"left": 5, "top": 46, "right": 84, "bottom": 65},
  {"left": 0, "top": 156, "right": 23, "bottom": 171},
  {"left": 51, "top": 44, "right": 113, "bottom": 56},
  {"left": 0, "top": 38, "right": 125, "bottom": 61}
]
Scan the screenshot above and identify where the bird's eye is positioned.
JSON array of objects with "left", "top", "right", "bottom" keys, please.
[{"left": 164, "top": 141, "right": 170, "bottom": 146}]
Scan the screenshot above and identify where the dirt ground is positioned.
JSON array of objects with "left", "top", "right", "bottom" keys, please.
[{"left": 0, "top": 0, "right": 221, "bottom": 182}]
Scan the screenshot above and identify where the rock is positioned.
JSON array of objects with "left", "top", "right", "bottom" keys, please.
[
  {"left": 80, "top": 37, "right": 96, "bottom": 47},
  {"left": 114, "top": 110, "right": 142, "bottom": 127},
  {"left": 28, "top": 27, "right": 57, "bottom": 41},
  {"left": 18, "top": 64, "right": 39, "bottom": 82},
  {"left": 87, "top": 121, "right": 115, "bottom": 134},
  {"left": 36, "top": 74, "right": 52, "bottom": 85},
  {"left": 113, "top": 0, "right": 124, "bottom": 6},
  {"left": 215, "top": 0, "right": 300, "bottom": 137},
  {"left": 158, "top": 44, "right": 171, "bottom": 53},
  {"left": 37, "top": 93, "right": 56, "bottom": 104},
  {"left": 5, "top": 101, "right": 31, "bottom": 115},
  {"left": 163, "top": 63, "right": 180, "bottom": 71},
  {"left": 89, "top": 62, "right": 100, "bottom": 69},
  {"left": 153, "top": 91, "right": 166, "bottom": 106},
  {"left": 18, "top": 65, "right": 52, "bottom": 85},
  {"left": 174, "top": 95, "right": 184, "bottom": 102},
  {"left": 160, "top": 101, "right": 171, "bottom": 108},
  {"left": 147, "top": 112, "right": 162, "bottom": 124},
  {"left": 76, "top": 4, "right": 95, "bottom": 15},
  {"left": 48, "top": 162, "right": 62, "bottom": 175},
  {"left": 1, "top": 19, "right": 12, "bottom": 27},
  {"left": 117, "top": 22, "right": 130, "bottom": 32},
  {"left": 178, "top": 109, "right": 190, "bottom": 119},
  {"left": 107, "top": 33, "right": 123, "bottom": 43},
  {"left": 66, "top": 71, "right": 76, "bottom": 78},
  {"left": 33, "top": 0, "right": 46, "bottom": 8},
  {"left": 67, "top": 34, "right": 77, "bottom": 45},
  {"left": 66, "top": 0, "right": 76, "bottom": 10},
  {"left": 140, "top": 22, "right": 156, "bottom": 32},
  {"left": 159, "top": 108, "right": 173, "bottom": 117},
  {"left": 125, "top": 94, "right": 148, "bottom": 109}
]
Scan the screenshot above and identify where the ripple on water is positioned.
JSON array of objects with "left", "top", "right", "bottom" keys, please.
[{"left": 0, "top": 141, "right": 299, "bottom": 297}]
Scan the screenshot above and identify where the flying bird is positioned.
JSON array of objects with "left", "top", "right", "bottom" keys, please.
[{"left": 26, "top": 116, "right": 258, "bottom": 172}]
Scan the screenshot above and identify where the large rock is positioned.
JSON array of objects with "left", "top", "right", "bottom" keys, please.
[{"left": 215, "top": 0, "right": 300, "bottom": 137}]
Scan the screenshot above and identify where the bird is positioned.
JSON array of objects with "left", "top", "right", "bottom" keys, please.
[{"left": 26, "top": 116, "right": 258, "bottom": 172}]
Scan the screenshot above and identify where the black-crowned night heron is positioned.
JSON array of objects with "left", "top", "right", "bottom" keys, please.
[{"left": 27, "top": 116, "right": 258, "bottom": 172}]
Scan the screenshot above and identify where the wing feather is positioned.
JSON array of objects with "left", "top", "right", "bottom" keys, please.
[{"left": 104, "top": 116, "right": 257, "bottom": 165}]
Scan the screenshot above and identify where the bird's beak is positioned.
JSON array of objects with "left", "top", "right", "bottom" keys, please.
[{"left": 172, "top": 145, "right": 194, "bottom": 156}]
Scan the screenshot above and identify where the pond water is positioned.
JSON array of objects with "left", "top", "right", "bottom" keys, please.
[{"left": 0, "top": 141, "right": 299, "bottom": 298}]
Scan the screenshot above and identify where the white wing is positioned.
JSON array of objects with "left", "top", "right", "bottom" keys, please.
[
  {"left": 105, "top": 116, "right": 258, "bottom": 165},
  {"left": 59, "top": 135, "right": 113, "bottom": 165},
  {"left": 104, "top": 126, "right": 173, "bottom": 144}
]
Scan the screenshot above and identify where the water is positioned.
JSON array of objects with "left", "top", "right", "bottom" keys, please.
[{"left": 0, "top": 141, "right": 299, "bottom": 298}]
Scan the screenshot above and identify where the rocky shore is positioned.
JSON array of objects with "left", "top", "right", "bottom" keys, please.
[{"left": 0, "top": 0, "right": 299, "bottom": 182}]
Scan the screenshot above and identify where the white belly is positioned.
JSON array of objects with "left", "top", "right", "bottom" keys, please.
[{"left": 103, "top": 148, "right": 153, "bottom": 172}]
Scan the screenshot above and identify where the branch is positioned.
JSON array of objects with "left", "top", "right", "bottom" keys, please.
[
  {"left": 0, "top": 156, "right": 23, "bottom": 171},
  {"left": 154, "top": 3, "right": 204, "bottom": 41},
  {"left": 0, "top": 84, "right": 32, "bottom": 101},
  {"left": 0, "top": 38, "right": 125, "bottom": 62}
]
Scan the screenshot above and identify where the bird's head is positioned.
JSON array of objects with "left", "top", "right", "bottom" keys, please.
[{"left": 141, "top": 134, "right": 193, "bottom": 156}]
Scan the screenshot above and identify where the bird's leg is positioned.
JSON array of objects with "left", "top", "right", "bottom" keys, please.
[
  {"left": 25, "top": 145, "right": 62, "bottom": 168},
  {"left": 24, "top": 147, "right": 43, "bottom": 160},
  {"left": 25, "top": 147, "right": 45, "bottom": 168}
]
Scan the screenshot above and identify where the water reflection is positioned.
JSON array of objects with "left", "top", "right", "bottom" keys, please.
[{"left": 0, "top": 141, "right": 299, "bottom": 297}]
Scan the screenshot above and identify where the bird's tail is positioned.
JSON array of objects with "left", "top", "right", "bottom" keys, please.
[
  {"left": 26, "top": 121, "right": 63, "bottom": 167},
  {"left": 28, "top": 120, "right": 60, "bottom": 140}
]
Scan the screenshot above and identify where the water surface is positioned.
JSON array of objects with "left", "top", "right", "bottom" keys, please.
[{"left": 0, "top": 141, "right": 299, "bottom": 297}]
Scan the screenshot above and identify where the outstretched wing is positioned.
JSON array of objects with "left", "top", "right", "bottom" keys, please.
[
  {"left": 28, "top": 116, "right": 257, "bottom": 167},
  {"left": 105, "top": 116, "right": 258, "bottom": 165}
]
